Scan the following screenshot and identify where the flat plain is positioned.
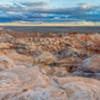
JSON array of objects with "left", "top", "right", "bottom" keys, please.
[{"left": 2, "top": 26, "right": 100, "bottom": 33}]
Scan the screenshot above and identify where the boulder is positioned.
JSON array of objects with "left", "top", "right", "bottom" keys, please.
[{"left": 79, "top": 55, "right": 100, "bottom": 73}]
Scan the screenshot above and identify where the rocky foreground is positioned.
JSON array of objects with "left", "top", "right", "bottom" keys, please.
[{"left": 0, "top": 32, "right": 100, "bottom": 100}]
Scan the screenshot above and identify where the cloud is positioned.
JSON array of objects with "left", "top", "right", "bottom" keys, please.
[
  {"left": 79, "top": 3, "right": 91, "bottom": 9},
  {"left": 0, "top": 2, "right": 100, "bottom": 23},
  {"left": 21, "top": 1, "right": 48, "bottom": 7}
]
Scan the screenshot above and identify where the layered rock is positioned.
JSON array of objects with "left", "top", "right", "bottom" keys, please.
[
  {"left": 0, "top": 75, "right": 100, "bottom": 100},
  {"left": 0, "top": 32, "right": 100, "bottom": 99}
]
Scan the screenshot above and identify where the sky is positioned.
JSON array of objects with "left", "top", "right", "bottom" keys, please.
[{"left": 0, "top": 0, "right": 100, "bottom": 25}]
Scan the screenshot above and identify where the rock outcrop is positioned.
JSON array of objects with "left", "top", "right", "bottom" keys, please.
[
  {"left": 74, "top": 55, "right": 100, "bottom": 80},
  {"left": 79, "top": 55, "right": 100, "bottom": 73},
  {"left": 0, "top": 55, "right": 15, "bottom": 71},
  {"left": 0, "top": 32, "right": 100, "bottom": 99},
  {"left": 0, "top": 75, "right": 100, "bottom": 100}
]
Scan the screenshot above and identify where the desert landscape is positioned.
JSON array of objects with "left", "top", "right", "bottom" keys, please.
[
  {"left": 0, "top": 0, "right": 100, "bottom": 99},
  {"left": 0, "top": 28, "right": 100, "bottom": 99}
]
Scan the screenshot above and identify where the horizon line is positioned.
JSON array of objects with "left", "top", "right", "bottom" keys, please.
[{"left": 0, "top": 22, "right": 100, "bottom": 26}]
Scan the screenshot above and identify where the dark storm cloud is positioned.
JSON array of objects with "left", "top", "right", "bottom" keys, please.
[{"left": 0, "top": 2, "right": 100, "bottom": 23}]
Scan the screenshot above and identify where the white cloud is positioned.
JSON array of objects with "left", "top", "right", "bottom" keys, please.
[{"left": 79, "top": 3, "right": 91, "bottom": 9}]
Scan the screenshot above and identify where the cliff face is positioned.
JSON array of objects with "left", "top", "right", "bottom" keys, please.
[{"left": 0, "top": 32, "right": 100, "bottom": 100}]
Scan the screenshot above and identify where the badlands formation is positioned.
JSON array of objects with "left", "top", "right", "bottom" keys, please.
[{"left": 0, "top": 31, "right": 100, "bottom": 99}]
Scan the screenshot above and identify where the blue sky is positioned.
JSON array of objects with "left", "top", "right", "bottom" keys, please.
[
  {"left": 1, "top": 0, "right": 99, "bottom": 7},
  {"left": 0, "top": 0, "right": 100, "bottom": 24}
]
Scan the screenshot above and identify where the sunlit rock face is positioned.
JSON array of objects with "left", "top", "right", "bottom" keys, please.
[
  {"left": 0, "top": 76, "right": 100, "bottom": 100},
  {"left": 35, "top": 51, "right": 57, "bottom": 65},
  {"left": 0, "top": 32, "right": 100, "bottom": 99},
  {"left": 0, "top": 55, "right": 15, "bottom": 71}
]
